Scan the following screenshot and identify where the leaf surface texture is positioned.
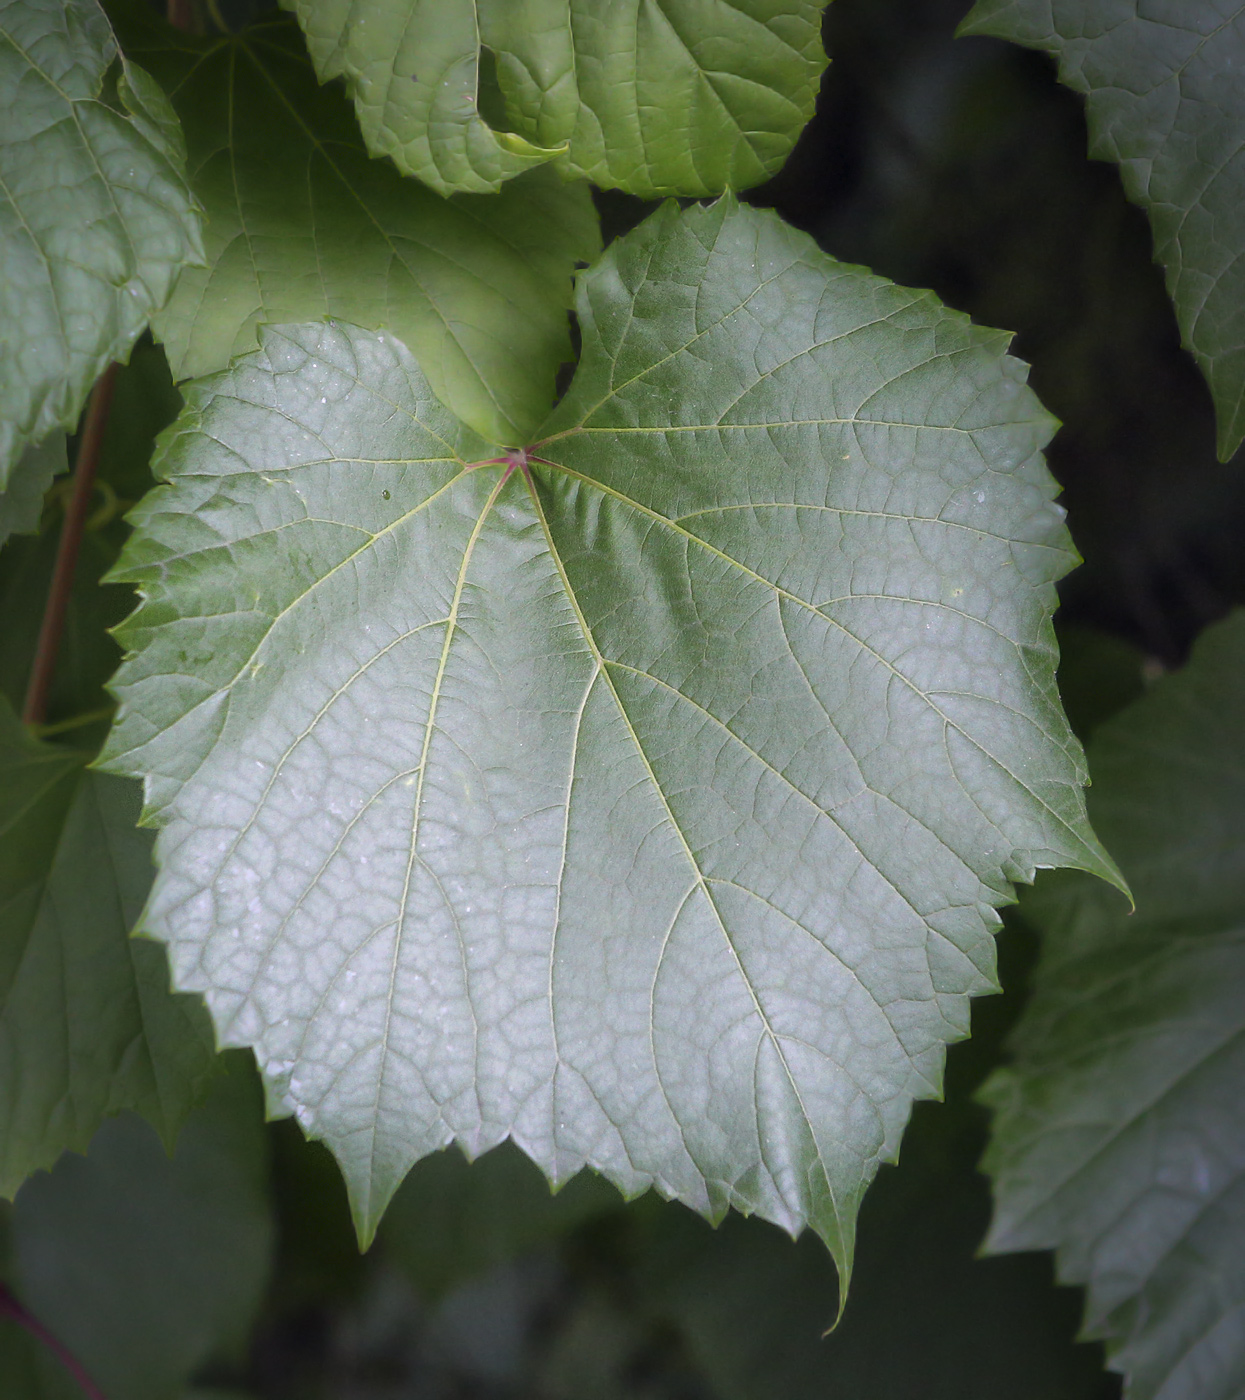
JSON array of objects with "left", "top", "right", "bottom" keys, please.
[
  {"left": 962, "top": 0, "right": 1245, "bottom": 460},
  {"left": 110, "top": 5, "right": 599, "bottom": 445},
  {"left": 284, "top": 0, "right": 828, "bottom": 196},
  {"left": 982, "top": 611, "right": 1245, "bottom": 1400},
  {"left": 103, "top": 199, "right": 1116, "bottom": 1280},
  {"left": 0, "top": 0, "right": 202, "bottom": 485}
]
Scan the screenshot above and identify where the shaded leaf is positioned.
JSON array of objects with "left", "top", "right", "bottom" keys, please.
[
  {"left": 981, "top": 610, "right": 1245, "bottom": 1399},
  {"left": 109, "top": 6, "right": 600, "bottom": 446},
  {"left": 382, "top": 1141, "right": 622, "bottom": 1300},
  {"left": 102, "top": 198, "right": 1117, "bottom": 1290},
  {"left": 0, "top": 697, "right": 219, "bottom": 1197},
  {"left": 960, "top": 0, "right": 1245, "bottom": 461},
  {"left": 0, "top": 437, "right": 64, "bottom": 548},
  {"left": 0, "top": 0, "right": 203, "bottom": 486},
  {"left": 7, "top": 1063, "right": 272, "bottom": 1400},
  {"left": 285, "top": 0, "right": 828, "bottom": 197}
]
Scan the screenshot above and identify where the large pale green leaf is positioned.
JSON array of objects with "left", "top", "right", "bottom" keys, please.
[
  {"left": 5, "top": 1063, "right": 272, "bottom": 1400},
  {"left": 0, "top": 698, "right": 219, "bottom": 1197},
  {"left": 284, "top": 0, "right": 828, "bottom": 198},
  {"left": 101, "top": 198, "right": 1119, "bottom": 1286},
  {"left": 981, "top": 611, "right": 1245, "bottom": 1400},
  {"left": 0, "top": 0, "right": 203, "bottom": 487},
  {"left": 108, "top": 6, "right": 600, "bottom": 446},
  {"left": 960, "top": 0, "right": 1245, "bottom": 461}
]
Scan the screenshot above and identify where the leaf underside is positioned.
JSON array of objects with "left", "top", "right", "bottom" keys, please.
[
  {"left": 108, "top": 4, "right": 600, "bottom": 445},
  {"left": 961, "top": 0, "right": 1245, "bottom": 461},
  {"left": 981, "top": 611, "right": 1245, "bottom": 1400},
  {"left": 283, "top": 0, "right": 828, "bottom": 197},
  {"left": 0, "top": 0, "right": 202, "bottom": 487},
  {"left": 102, "top": 198, "right": 1117, "bottom": 1287},
  {"left": 0, "top": 699, "right": 219, "bottom": 1198}
]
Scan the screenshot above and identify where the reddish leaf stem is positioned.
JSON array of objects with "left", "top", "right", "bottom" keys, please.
[
  {"left": 166, "top": 0, "right": 195, "bottom": 29},
  {"left": 22, "top": 363, "right": 118, "bottom": 727},
  {"left": 0, "top": 1284, "right": 107, "bottom": 1399}
]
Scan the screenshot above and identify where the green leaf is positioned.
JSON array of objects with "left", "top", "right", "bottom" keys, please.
[
  {"left": 980, "top": 611, "right": 1245, "bottom": 1400},
  {"left": 0, "top": 696, "right": 219, "bottom": 1197},
  {"left": 0, "top": 437, "right": 64, "bottom": 548},
  {"left": 107, "top": 7, "right": 600, "bottom": 446},
  {"left": 6, "top": 1063, "right": 272, "bottom": 1400},
  {"left": 284, "top": 0, "right": 828, "bottom": 198},
  {"left": 960, "top": 0, "right": 1245, "bottom": 461},
  {"left": 382, "top": 1142, "right": 622, "bottom": 1299},
  {"left": 101, "top": 198, "right": 1118, "bottom": 1288},
  {"left": 0, "top": 0, "right": 203, "bottom": 488}
]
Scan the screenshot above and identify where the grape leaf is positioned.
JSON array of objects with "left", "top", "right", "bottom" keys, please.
[
  {"left": 101, "top": 198, "right": 1119, "bottom": 1287},
  {"left": 6, "top": 1063, "right": 272, "bottom": 1400},
  {"left": 0, "top": 437, "right": 64, "bottom": 548},
  {"left": 0, "top": 0, "right": 203, "bottom": 488},
  {"left": 960, "top": 0, "right": 1245, "bottom": 461},
  {"left": 980, "top": 612, "right": 1245, "bottom": 1400},
  {"left": 107, "top": 6, "right": 600, "bottom": 446},
  {"left": 284, "top": 0, "right": 828, "bottom": 198},
  {"left": 0, "top": 698, "right": 219, "bottom": 1197}
]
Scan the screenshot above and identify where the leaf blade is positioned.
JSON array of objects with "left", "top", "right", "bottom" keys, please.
[
  {"left": 981, "top": 612, "right": 1245, "bottom": 1400},
  {"left": 284, "top": 0, "right": 828, "bottom": 198},
  {"left": 0, "top": 0, "right": 203, "bottom": 486},
  {"left": 0, "top": 437, "right": 64, "bottom": 548},
  {"left": 103, "top": 201, "right": 1114, "bottom": 1286},
  {"left": 106, "top": 6, "right": 599, "bottom": 445},
  {"left": 0, "top": 698, "right": 219, "bottom": 1197}
]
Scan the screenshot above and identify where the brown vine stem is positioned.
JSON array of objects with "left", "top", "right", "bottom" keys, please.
[
  {"left": 22, "top": 363, "right": 118, "bottom": 727},
  {"left": 166, "top": 0, "right": 195, "bottom": 30},
  {"left": 0, "top": 1283, "right": 107, "bottom": 1398}
]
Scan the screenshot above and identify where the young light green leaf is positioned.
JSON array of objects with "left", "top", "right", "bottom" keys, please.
[
  {"left": 109, "top": 6, "right": 599, "bottom": 446},
  {"left": 981, "top": 612, "right": 1245, "bottom": 1400},
  {"left": 0, "top": 0, "right": 203, "bottom": 488},
  {"left": 101, "top": 199, "right": 1119, "bottom": 1291},
  {"left": 0, "top": 699, "right": 219, "bottom": 1198},
  {"left": 0, "top": 437, "right": 64, "bottom": 548},
  {"left": 284, "top": 0, "right": 828, "bottom": 198},
  {"left": 960, "top": 0, "right": 1245, "bottom": 461}
]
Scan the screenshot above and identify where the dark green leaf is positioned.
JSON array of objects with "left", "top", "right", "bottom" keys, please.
[
  {"left": 6, "top": 1063, "right": 272, "bottom": 1400},
  {"left": 0, "top": 0, "right": 203, "bottom": 486},
  {"left": 101, "top": 198, "right": 1118, "bottom": 1289},
  {"left": 0, "top": 697, "right": 219, "bottom": 1197},
  {"left": 960, "top": 0, "right": 1245, "bottom": 460},
  {"left": 0, "top": 438, "right": 64, "bottom": 549},
  {"left": 382, "top": 1142, "right": 622, "bottom": 1299},
  {"left": 981, "top": 610, "right": 1245, "bottom": 1399},
  {"left": 108, "top": 5, "right": 600, "bottom": 444},
  {"left": 285, "top": 0, "right": 828, "bottom": 198}
]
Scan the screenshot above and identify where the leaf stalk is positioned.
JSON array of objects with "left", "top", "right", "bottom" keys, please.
[
  {"left": 22, "top": 363, "right": 118, "bottom": 727},
  {"left": 0, "top": 1283, "right": 108, "bottom": 1399}
]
